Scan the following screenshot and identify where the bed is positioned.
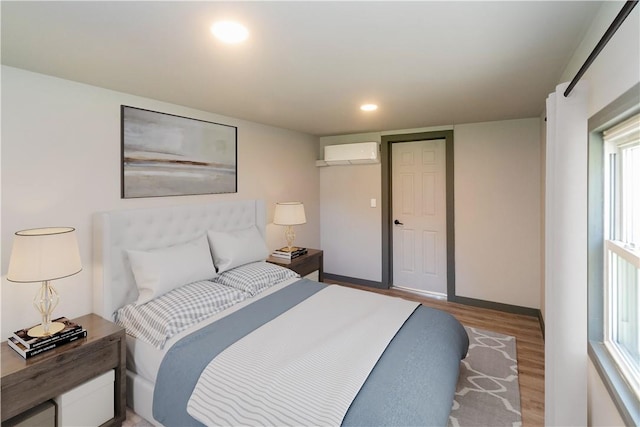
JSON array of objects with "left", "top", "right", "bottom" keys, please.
[{"left": 93, "top": 199, "right": 469, "bottom": 426}]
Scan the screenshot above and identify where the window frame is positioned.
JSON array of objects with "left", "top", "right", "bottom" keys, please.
[
  {"left": 602, "top": 115, "right": 640, "bottom": 398},
  {"left": 588, "top": 82, "right": 640, "bottom": 426},
  {"left": 604, "top": 242, "right": 640, "bottom": 398}
]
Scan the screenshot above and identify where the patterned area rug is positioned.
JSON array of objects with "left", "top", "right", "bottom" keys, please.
[{"left": 449, "top": 326, "right": 522, "bottom": 427}]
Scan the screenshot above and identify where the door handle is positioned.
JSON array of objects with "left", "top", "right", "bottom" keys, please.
[{"left": 394, "top": 219, "right": 404, "bottom": 225}]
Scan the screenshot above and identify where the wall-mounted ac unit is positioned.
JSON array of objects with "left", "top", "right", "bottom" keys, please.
[{"left": 318, "top": 142, "right": 379, "bottom": 166}]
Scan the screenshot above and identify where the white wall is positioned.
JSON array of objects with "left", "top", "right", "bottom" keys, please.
[
  {"left": 539, "top": 111, "right": 546, "bottom": 320},
  {"left": 320, "top": 119, "right": 541, "bottom": 309},
  {"left": 0, "top": 66, "right": 320, "bottom": 340},
  {"left": 549, "top": 1, "right": 640, "bottom": 424},
  {"left": 319, "top": 133, "right": 382, "bottom": 281},
  {"left": 320, "top": 163, "right": 381, "bottom": 281},
  {"left": 454, "top": 118, "right": 541, "bottom": 308},
  {"left": 587, "top": 362, "right": 625, "bottom": 426}
]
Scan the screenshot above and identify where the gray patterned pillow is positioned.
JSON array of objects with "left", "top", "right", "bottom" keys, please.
[
  {"left": 114, "top": 280, "right": 247, "bottom": 349},
  {"left": 213, "top": 261, "right": 299, "bottom": 296}
]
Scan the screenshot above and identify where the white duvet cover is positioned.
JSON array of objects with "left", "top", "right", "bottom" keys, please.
[{"left": 187, "top": 285, "right": 419, "bottom": 426}]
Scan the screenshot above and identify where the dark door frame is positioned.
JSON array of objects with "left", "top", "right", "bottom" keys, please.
[{"left": 380, "top": 130, "right": 456, "bottom": 299}]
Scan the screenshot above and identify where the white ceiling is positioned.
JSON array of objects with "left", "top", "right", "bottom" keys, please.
[{"left": 1, "top": 1, "right": 603, "bottom": 136}]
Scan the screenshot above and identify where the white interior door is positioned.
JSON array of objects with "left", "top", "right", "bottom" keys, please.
[{"left": 392, "top": 139, "right": 447, "bottom": 296}]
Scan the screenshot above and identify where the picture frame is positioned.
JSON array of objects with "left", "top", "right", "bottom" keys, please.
[{"left": 121, "top": 105, "right": 237, "bottom": 198}]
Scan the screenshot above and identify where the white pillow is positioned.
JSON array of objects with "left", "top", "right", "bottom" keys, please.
[
  {"left": 127, "top": 234, "right": 217, "bottom": 305},
  {"left": 207, "top": 226, "right": 269, "bottom": 273}
]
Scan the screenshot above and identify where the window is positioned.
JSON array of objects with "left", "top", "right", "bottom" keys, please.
[
  {"left": 588, "top": 84, "right": 639, "bottom": 426},
  {"left": 603, "top": 113, "right": 640, "bottom": 399}
]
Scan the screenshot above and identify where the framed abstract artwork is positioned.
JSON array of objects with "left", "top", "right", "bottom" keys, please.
[{"left": 121, "top": 106, "right": 237, "bottom": 198}]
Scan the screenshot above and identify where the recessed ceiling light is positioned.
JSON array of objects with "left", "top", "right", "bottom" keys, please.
[
  {"left": 211, "top": 21, "right": 249, "bottom": 44},
  {"left": 360, "top": 104, "right": 378, "bottom": 112}
]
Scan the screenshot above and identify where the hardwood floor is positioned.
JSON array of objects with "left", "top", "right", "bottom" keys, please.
[{"left": 327, "top": 280, "right": 545, "bottom": 427}]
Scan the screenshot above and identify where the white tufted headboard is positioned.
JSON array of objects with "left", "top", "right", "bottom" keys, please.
[{"left": 93, "top": 200, "right": 266, "bottom": 320}]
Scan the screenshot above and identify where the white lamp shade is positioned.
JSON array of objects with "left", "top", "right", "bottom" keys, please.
[
  {"left": 7, "top": 227, "right": 82, "bottom": 283},
  {"left": 273, "top": 202, "right": 306, "bottom": 226}
]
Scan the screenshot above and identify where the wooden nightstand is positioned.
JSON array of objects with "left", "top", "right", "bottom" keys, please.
[
  {"left": 267, "top": 248, "right": 324, "bottom": 282},
  {"left": 1, "top": 314, "right": 126, "bottom": 426}
]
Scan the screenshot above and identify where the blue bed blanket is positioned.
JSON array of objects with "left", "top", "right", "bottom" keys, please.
[{"left": 153, "top": 280, "right": 469, "bottom": 426}]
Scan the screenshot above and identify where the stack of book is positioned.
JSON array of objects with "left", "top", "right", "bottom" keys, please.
[
  {"left": 271, "top": 246, "right": 308, "bottom": 260},
  {"left": 7, "top": 317, "right": 87, "bottom": 359}
]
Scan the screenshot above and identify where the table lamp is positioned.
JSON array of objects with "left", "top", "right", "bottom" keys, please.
[
  {"left": 7, "top": 227, "right": 82, "bottom": 337},
  {"left": 273, "top": 202, "right": 306, "bottom": 252}
]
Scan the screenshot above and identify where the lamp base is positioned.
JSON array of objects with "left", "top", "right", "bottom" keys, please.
[
  {"left": 284, "top": 225, "right": 296, "bottom": 252},
  {"left": 27, "top": 321, "right": 65, "bottom": 337}
]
